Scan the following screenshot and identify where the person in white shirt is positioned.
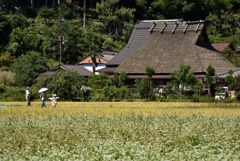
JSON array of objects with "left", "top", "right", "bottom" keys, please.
[{"left": 26, "top": 86, "right": 31, "bottom": 107}]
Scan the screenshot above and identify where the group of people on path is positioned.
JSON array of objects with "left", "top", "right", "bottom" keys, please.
[{"left": 26, "top": 86, "right": 57, "bottom": 108}]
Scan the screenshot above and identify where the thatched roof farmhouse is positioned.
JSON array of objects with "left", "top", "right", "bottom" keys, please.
[{"left": 102, "top": 19, "right": 236, "bottom": 85}]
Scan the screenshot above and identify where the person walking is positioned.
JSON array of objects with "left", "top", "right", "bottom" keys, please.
[
  {"left": 51, "top": 93, "right": 57, "bottom": 107},
  {"left": 26, "top": 86, "right": 31, "bottom": 107},
  {"left": 40, "top": 91, "right": 46, "bottom": 108}
]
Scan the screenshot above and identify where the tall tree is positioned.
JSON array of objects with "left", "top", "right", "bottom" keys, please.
[
  {"left": 171, "top": 64, "right": 198, "bottom": 97},
  {"left": 145, "top": 66, "right": 155, "bottom": 100},
  {"left": 91, "top": 0, "right": 135, "bottom": 38},
  {"left": 10, "top": 51, "right": 49, "bottom": 86},
  {"left": 205, "top": 64, "right": 215, "bottom": 95}
]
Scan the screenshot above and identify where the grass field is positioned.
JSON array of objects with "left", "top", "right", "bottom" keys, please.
[{"left": 0, "top": 102, "right": 240, "bottom": 160}]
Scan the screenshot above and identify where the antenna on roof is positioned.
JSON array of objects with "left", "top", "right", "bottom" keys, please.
[{"left": 149, "top": 22, "right": 156, "bottom": 34}]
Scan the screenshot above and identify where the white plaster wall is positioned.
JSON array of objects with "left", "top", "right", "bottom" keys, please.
[{"left": 82, "top": 64, "right": 106, "bottom": 75}]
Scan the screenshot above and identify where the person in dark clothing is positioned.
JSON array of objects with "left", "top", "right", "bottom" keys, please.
[{"left": 40, "top": 91, "right": 46, "bottom": 108}]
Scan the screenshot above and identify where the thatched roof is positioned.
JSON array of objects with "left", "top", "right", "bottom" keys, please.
[
  {"left": 107, "top": 22, "right": 151, "bottom": 66},
  {"left": 38, "top": 64, "right": 92, "bottom": 79},
  {"left": 215, "top": 68, "right": 240, "bottom": 78},
  {"left": 60, "top": 65, "right": 93, "bottom": 76},
  {"left": 115, "top": 19, "right": 236, "bottom": 75}
]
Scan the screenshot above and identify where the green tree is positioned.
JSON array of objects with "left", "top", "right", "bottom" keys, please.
[
  {"left": 38, "top": 6, "right": 57, "bottom": 26},
  {"left": 207, "top": 10, "right": 237, "bottom": 36},
  {"left": 6, "top": 27, "right": 27, "bottom": 57},
  {"left": 102, "top": 86, "right": 116, "bottom": 101},
  {"left": 171, "top": 64, "right": 198, "bottom": 98},
  {"left": 145, "top": 66, "right": 155, "bottom": 99},
  {"left": 221, "top": 48, "right": 240, "bottom": 67},
  {"left": 146, "top": 66, "right": 155, "bottom": 84},
  {"left": 135, "top": 78, "right": 151, "bottom": 99},
  {"left": 10, "top": 51, "right": 49, "bottom": 86},
  {"left": 0, "top": 52, "right": 15, "bottom": 71},
  {"left": 113, "top": 71, "right": 127, "bottom": 87},
  {"left": 205, "top": 64, "right": 215, "bottom": 95},
  {"left": 46, "top": 70, "right": 87, "bottom": 100},
  {"left": 0, "top": 7, "right": 11, "bottom": 50},
  {"left": 91, "top": 0, "right": 135, "bottom": 39},
  {"left": 88, "top": 73, "right": 112, "bottom": 89},
  {"left": 225, "top": 70, "right": 234, "bottom": 90},
  {"left": 229, "top": 75, "right": 240, "bottom": 100}
]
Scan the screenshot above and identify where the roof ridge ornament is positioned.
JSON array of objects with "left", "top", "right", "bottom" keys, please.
[
  {"left": 195, "top": 20, "right": 203, "bottom": 32},
  {"left": 160, "top": 22, "right": 167, "bottom": 34},
  {"left": 142, "top": 19, "right": 183, "bottom": 23},
  {"left": 183, "top": 21, "right": 189, "bottom": 33},
  {"left": 195, "top": 20, "right": 201, "bottom": 32},
  {"left": 149, "top": 22, "right": 156, "bottom": 34},
  {"left": 172, "top": 22, "right": 178, "bottom": 34}
]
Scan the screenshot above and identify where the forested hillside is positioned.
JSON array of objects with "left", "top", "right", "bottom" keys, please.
[{"left": 0, "top": 0, "right": 240, "bottom": 87}]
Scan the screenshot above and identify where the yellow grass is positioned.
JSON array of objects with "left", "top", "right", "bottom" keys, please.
[{"left": 1, "top": 101, "right": 240, "bottom": 118}]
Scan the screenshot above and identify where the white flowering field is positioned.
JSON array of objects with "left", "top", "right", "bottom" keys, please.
[{"left": 0, "top": 102, "right": 240, "bottom": 160}]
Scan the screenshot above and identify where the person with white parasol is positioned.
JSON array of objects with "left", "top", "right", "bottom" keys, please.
[{"left": 39, "top": 88, "right": 48, "bottom": 108}]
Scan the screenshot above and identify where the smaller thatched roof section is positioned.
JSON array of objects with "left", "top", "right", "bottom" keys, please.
[
  {"left": 38, "top": 64, "right": 92, "bottom": 78},
  {"left": 215, "top": 68, "right": 240, "bottom": 78},
  {"left": 38, "top": 71, "right": 57, "bottom": 77},
  {"left": 60, "top": 65, "right": 93, "bottom": 76},
  {"left": 98, "top": 67, "right": 117, "bottom": 73},
  {"left": 115, "top": 19, "right": 236, "bottom": 75}
]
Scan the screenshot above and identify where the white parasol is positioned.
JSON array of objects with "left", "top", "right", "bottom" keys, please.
[{"left": 38, "top": 88, "right": 48, "bottom": 93}]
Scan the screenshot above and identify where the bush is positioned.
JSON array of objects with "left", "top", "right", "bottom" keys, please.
[
  {"left": 0, "top": 85, "right": 25, "bottom": 101},
  {"left": 156, "top": 94, "right": 168, "bottom": 102},
  {"left": 0, "top": 71, "right": 16, "bottom": 86},
  {"left": 191, "top": 94, "right": 200, "bottom": 102},
  {"left": 103, "top": 86, "right": 116, "bottom": 101},
  {"left": 199, "top": 94, "right": 214, "bottom": 102}
]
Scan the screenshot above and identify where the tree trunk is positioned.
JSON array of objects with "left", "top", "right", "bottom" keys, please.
[
  {"left": 83, "top": 0, "right": 86, "bottom": 30},
  {"left": 92, "top": 56, "right": 97, "bottom": 74},
  {"left": 30, "top": 0, "right": 34, "bottom": 9}
]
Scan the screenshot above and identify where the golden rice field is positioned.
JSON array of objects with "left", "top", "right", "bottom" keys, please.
[
  {"left": 1, "top": 101, "right": 240, "bottom": 118},
  {"left": 0, "top": 102, "right": 240, "bottom": 160}
]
